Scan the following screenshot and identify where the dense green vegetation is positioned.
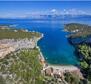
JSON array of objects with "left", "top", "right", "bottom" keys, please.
[
  {"left": 78, "top": 44, "right": 91, "bottom": 60},
  {"left": 0, "top": 47, "right": 79, "bottom": 84},
  {"left": 64, "top": 72, "right": 81, "bottom": 84},
  {"left": 0, "top": 26, "right": 41, "bottom": 39},
  {"left": 78, "top": 44, "right": 91, "bottom": 83},
  {"left": 0, "top": 48, "right": 44, "bottom": 84},
  {"left": 65, "top": 23, "right": 91, "bottom": 38},
  {"left": 65, "top": 23, "right": 91, "bottom": 84}
]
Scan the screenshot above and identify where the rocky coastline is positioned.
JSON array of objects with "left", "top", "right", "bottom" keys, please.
[
  {"left": 0, "top": 25, "right": 84, "bottom": 84},
  {"left": 65, "top": 23, "right": 91, "bottom": 83}
]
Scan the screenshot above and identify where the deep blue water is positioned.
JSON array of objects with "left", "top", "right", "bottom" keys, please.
[{"left": 0, "top": 16, "right": 91, "bottom": 65}]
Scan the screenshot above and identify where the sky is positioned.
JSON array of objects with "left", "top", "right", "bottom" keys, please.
[{"left": 0, "top": 1, "right": 91, "bottom": 18}]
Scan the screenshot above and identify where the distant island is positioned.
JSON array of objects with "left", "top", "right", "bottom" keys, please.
[{"left": 65, "top": 23, "right": 91, "bottom": 84}]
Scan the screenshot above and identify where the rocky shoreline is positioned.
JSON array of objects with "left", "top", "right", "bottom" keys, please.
[{"left": 65, "top": 23, "right": 91, "bottom": 83}]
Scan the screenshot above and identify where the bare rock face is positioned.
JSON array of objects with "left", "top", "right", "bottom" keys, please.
[
  {"left": 0, "top": 44, "right": 15, "bottom": 59},
  {"left": 0, "top": 38, "right": 39, "bottom": 59}
]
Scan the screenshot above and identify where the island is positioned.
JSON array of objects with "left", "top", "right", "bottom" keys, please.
[
  {"left": 0, "top": 25, "right": 83, "bottom": 84},
  {"left": 65, "top": 23, "right": 91, "bottom": 84}
]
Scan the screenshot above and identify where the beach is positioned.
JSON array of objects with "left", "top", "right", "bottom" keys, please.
[{"left": 44, "top": 65, "right": 80, "bottom": 72}]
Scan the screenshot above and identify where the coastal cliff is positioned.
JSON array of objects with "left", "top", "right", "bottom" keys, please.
[
  {"left": 65, "top": 23, "right": 91, "bottom": 84},
  {"left": 0, "top": 26, "right": 45, "bottom": 84}
]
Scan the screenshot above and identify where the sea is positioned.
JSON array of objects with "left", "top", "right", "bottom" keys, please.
[{"left": 0, "top": 15, "right": 91, "bottom": 65}]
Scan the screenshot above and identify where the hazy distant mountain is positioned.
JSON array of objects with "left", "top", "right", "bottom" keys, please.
[
  {"left": 1, "top": 14, "right": 91, "bottom": 20},
  {"left": 23, "top": 14, "right": 91, "bottom": 20}
]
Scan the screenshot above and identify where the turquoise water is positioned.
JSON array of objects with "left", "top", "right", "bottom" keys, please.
[{"left": 0, "top": 17, "right": 90, "bottom": 65}]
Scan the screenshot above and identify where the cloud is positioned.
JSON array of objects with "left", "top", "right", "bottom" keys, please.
[
  {"left": 49, "top": 8, "right": 87, "bottom": 15},
  {"left": 61, "top": 8, "right": 87, "bottom": 15},
  {"left": 0, "top": 8, "right": 90, "bottom": 18},
  {"left": 51, "top": 9, "right": 57, "bottom": 13}
]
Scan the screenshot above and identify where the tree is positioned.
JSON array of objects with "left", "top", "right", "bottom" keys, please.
[
  {"left": 64, "top": 72, "right": 80, "bottom": 84},
  {"left": 80, "top": 61, "right": 89, "bottom": 69}
]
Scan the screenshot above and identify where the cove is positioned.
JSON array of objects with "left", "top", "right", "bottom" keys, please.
[{"left": 0, "top": 19, "right": 81, "bottom": 65}]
